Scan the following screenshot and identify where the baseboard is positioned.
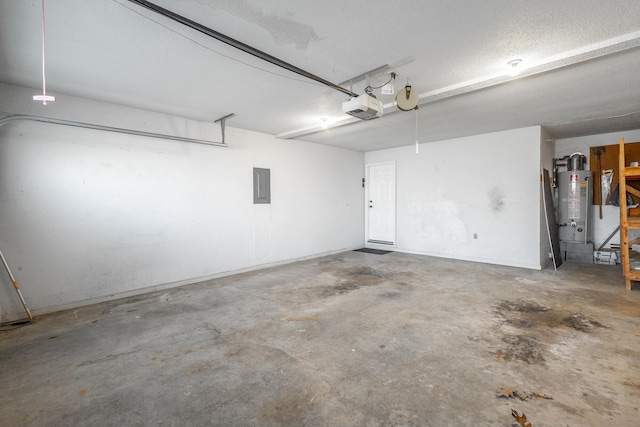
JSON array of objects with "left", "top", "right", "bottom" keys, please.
[
  {"left": 23, "top": 245, "right": 362, "bottom": 319},
  {"left": 388, "top": 247, "right": 542, "bottom": 270}
]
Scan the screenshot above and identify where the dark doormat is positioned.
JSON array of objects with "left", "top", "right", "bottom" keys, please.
[{"left": 354, "top": 248, "right": 392, "bottom": 255}]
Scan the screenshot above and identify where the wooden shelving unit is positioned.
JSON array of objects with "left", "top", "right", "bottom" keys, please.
[{"left": 618, "top": 136, "right": 639, "bottom": 290}]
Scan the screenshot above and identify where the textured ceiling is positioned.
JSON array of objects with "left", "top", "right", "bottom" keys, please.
[{"left": 1, "top": 0, "right": 640, "bottom": 151}]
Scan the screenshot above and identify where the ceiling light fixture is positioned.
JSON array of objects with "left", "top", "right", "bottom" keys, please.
[
  {"left": 507, "top": 59, "right": 523, "bottom": 76},
  {"left": 32, "top": 0, "right": 55, "bottom": 105}
]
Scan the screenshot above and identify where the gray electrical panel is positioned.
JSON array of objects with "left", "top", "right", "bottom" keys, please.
[{"left": 253, "top": 168, "right": 271, "bottom": 204}]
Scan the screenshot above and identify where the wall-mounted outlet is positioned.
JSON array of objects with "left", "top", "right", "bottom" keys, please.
[{"left": 473, "top": 233, "right": 478, "bottom": 239}]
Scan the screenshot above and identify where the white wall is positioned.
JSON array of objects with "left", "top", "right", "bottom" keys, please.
[
  {"left": 0, "top": 83, "right": 364, "bottom": 321},
  {"left": 365, "top": 126, "right": 543, "bottom": 269},
  {"left": 555, "top": 129, "right": 640, "bottom": 248}
]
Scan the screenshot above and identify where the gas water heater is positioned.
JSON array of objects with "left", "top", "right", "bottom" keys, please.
[{"left": 557, "top": 153, "right": 593, "bottom": 262}]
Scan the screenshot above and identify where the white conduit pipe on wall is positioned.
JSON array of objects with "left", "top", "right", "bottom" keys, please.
[
  {"left": 0, "top": 113, "right": 230, "bottom": 321},
  {"left": 0, "top": 114, "right": 231, "bottom": 147}
]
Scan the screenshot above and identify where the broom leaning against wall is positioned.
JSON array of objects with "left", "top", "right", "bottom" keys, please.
[{"left": 0, "top": 248, "right": 34, "bottom": 322}]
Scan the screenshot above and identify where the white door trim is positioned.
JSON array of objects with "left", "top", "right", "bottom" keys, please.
[{"left": 365, "top": 161, "right": 396, "bottom": 247}]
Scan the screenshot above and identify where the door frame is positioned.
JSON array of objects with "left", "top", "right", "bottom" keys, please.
[{"left": 365, "top": 161, "right": 397, "bottom": 247}]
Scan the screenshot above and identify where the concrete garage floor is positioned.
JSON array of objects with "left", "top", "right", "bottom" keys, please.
[{"left": 1, "top": 251, "right": 639, "bottom": 426}]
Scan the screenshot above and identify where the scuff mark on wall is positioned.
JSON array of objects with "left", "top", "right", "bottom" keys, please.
[
  {"left": 406, "top": 190, "right": 468, "bottom": 251},
  {"left": 489, "top": 187, "right": 506, "bottom": 213}
]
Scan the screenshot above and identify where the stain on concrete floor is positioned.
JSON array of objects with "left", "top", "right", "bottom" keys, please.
[
  {"left": 277, "top": 264, "right": 412, "bottom": 302},
  {"left": 1, "top": 252, "right": 639, "bottom": 426},
  {"left": 492, "top": 299, "right": 609, "bottom": 365},
  {"left": 499, "top": 334, "right": 546, "bottom": 365},
  {"left": 496, "top": 299, "right": 608, "bottom": 333}
]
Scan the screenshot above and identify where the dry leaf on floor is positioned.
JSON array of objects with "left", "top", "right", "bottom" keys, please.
[
  {"left": 511, "top": 409, "right": 532, "bottom": 427},
  {"left": 496, "top": 386, "right": 518, "bottom": 398},
  {"left": 532, "top": 392, "right": 553, "bottom": 400},
  {"left": 497, "top": 386, "right": 552, "bottom": 401}
]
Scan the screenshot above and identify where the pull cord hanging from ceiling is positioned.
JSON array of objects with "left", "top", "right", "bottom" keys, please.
[
  {"left": 32, "top": 0, "right": 55, "bottom": 105},
  {"left": 415, "top": 108, "right": 419, "bottom": 154}
]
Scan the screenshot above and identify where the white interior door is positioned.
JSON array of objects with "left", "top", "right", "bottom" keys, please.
[{"left": 367, "top": 162, "right": 396, "bottom": 245}]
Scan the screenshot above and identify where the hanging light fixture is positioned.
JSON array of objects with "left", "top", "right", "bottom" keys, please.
[{"left": 32, "top": 0, "right": 56, "bottom": 105}]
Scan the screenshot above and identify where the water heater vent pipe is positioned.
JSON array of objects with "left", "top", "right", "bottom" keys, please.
[{"left": 568, "top": 152, "right": 587, "bottom": 171}]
